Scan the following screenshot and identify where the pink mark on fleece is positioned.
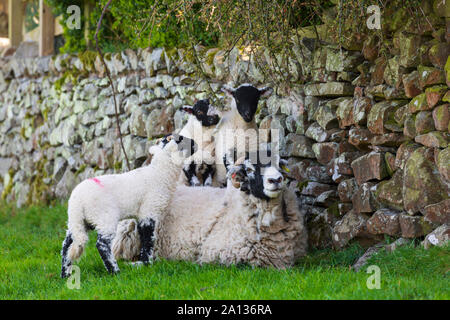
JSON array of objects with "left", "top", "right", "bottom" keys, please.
[{"left": 90, "top": 177, "right": 105, "bottom": 188}]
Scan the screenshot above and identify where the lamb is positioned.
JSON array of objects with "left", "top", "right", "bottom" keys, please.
[
  {"left": 212, "top": 83, "right": 273, "bottom": 187},
  {"left": 178, "top": 99, "right": 220, "bottom": 186},
  {"left": 112, "top": 148, "right": 308, "bottom": 269},
  {"left": 60, "top": 134, "right": 197, "bottom": 278}
]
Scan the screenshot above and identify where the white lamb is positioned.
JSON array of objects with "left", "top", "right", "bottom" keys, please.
[
  {"left": 212, "top": 84, "right": 273, "bottom": 186},
  {"left": 112, "top": 149, "right": 308, "bottom": 269},
  {"left": 60, "top": 134, "right": 197, "bottom": 278}
]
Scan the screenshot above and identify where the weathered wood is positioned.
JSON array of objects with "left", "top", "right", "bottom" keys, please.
[
  {"left": 8, "top": 0, "right": 23, "bottom": 47},
  {"left": 39, "top": 0, "right": 54, "bottom": 56}
]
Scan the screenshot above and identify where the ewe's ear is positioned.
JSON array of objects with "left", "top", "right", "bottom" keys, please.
[
  {"left": 181, "top": 105, "right": 194, "bottom": 114},
  {"left": 221, "top": 84, "right": 235, "bottom": 97},
  {"left": 259, "top": 87, "right": 273, "bottom": 98}
]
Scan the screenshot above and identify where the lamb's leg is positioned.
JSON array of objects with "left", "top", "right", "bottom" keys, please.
[
  {"left": 61, "top": 232, "right": 73, "bottom": 278},
  {"left": 137, "top": 218, "right": 156, "bottom": 264},
  {"left": 202, "top": 165, "right": 215, "bottom": 186},
  {"left": 96, "top": 233, "right": 120, "bottom": 274}
]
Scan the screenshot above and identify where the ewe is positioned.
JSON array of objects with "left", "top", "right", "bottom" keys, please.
[
  {"left": 113, "top": 149, "right": 307, "bottom": 269},
  {"left": 60, "top": 134, "right": 196, "bottom": 277}
]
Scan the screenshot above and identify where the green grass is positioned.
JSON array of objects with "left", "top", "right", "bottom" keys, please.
[{"left": 0, "top": 203, "right": 448, "bottom": 300}]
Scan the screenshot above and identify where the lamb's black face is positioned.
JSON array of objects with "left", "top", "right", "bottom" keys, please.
[
  {"left": 182, "top": 99, "right": 220, "bottom": 127},
  {"left": 222, "top": 84, "right": 273, "bottom": 123}
]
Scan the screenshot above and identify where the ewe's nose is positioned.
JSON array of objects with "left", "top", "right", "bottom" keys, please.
[{"left": 268, "top": 176, "right": 282, "bottom": 185}]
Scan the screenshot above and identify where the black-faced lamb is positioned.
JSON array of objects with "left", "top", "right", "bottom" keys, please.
[
  {"left": 179, "top": 99, "right": 220, "bottom": 186},
  {"left": 112, "top": 149, "right": 308, "bottom": 269},
  {"left": 60, "top": 134, "right": 197, "bottom": 278},
  {"left": 213, "top": 83, "right": 273, "bottom": 186}
]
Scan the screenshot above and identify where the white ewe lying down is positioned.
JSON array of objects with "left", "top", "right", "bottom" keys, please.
[
  {"left": 60, "top": 134, "right": 197, "bottom": 278},
  {"left": 113, "top": 149, "right": 308, "bottom": 269},
  {"left": 179, "top": 99, "right": 220, "bottom": 186},
  {"left": 213, "top": 84, "right": 273, "bottom": 187}
]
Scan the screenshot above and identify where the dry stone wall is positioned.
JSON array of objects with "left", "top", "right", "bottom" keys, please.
[{"left": 0, "top": 9, "right": 449, "bottom": 250}]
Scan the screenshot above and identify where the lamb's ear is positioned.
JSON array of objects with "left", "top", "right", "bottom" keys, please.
[
  {"left": 279, "top": 158, "right": 290, "bottom": 173},
  {"left": 181, "top": 105, "right": 194, "bottom": 114},
  {"left": 259, "top": 87, "right": 273, "bottom": 98},
  {"left": 221, "top": 84, "right": 235, "bottom": 97}
]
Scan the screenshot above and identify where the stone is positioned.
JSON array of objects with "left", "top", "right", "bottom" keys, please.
[
  {"left": 338, "top": 203, "right": 353, "bottom": 216},
  {"left": 315, "top": 190, "right": 339, "bottom": 207},
  {"left": 428, "top": 43, "right": 450, "bottom": 69},
  {"left": 418, "top": 65, "right": 446, "bottom": 88},
  {"left": 385, "top": 238, "right": 412, "bottom": 252},
  {"left": 403, "top": 148, "right": 449, "bottom": 214},
  {"left": 300, "top": 181, "right": 336, "bottom": 197},
  {"left": 351, "top": 152, "right": 388, "bottom": 185},
  {"left": 395, "top": 141, "right": 421, "bottom": 170},
  {"left": 367, "top": 100, "right": 404, "bottom": 135},
  {"left": 283, "top": 134, "right": 315, "bottom": 158},
  {"left": 367, "top": 208, "right": 401, "bottom": 236},
  {"left": 423, "top": 199, "right": 450, "bottom": 225},
  {"left": 397, "top": 33, "right": 422, "bottom": 68},
  {"left": 303, "top": 82, "right": 354, "bottom": 97},
  {"left": 422, "top": 224, "right": 450, "bottom": 249},
  {"left": 336, "top": 98, "right": 354, "bottom": 128},
  {"left": 353, "top": 97, "right": 372, "bottom": 126},
  {"left": 348, "top": 127, "right": 374, "bottom": 149},
  {"left": 54, "top": 168, "right": 78, "bottom": 199},
  {"left": 432, "top": 104, "right": 449, "bottom": 131},
  {"left": 402, "top": 71, "right": 422, "bottom": 98},
  {"left": 325, "top": 48, "right": 363, "bottom": 72},
  {"left": 13, "top": 41, "right": 39, "bottom": 58},
  {"left": 384, "top": 56, "right": 406, "bottom": 88},
  {"left": 399, "top": 214, "right": 434, "bottom": 238},
  {"left": 352, "top": 244, "right": 384, "bottom": 272},
  {"left": 332, "top": 210, "right": 371, "bottom": 249},
  {"left": 312, "top": 142, "right": 338, "bottom": 165},
  {"left": 375, "top": 170, "right": 404, "bottom": 211},
  {"left": 337, "top": 178, "right": 358, "bottom": 203},
  {"left": 303, "top": 205, "right": 335, "bottom": 249},
  {"left": 385, "top": 152, "right": 396, "bottom": 176},
  {"left": 436, "top": 147, "right": 449, "bottom": 181},
  {"left": 426, "top": 85, "right": 447, "bottom": 108},
  {"left": 315, "top": 105, "right": 338, "bottom": 130},
  {"left": 446, "top": 55, "right": 450, "bottom": 86},
  {"left": 327, "top": 152, "right": 362, "bottom": 182},
  {"left": 409, "top": 93, "right": 429, "bottom": 113},
  {"left": 415, "top": 131, "right": 449, "bottom": 148},
  {"left": 415, "top": 111, "right": 435, "bottom": 134},
  {"left": 305, "top": 122, "right": 329, "bottom": 142},
  {"left": 352, "top": 182, "right": 380, "bottom": 214}
]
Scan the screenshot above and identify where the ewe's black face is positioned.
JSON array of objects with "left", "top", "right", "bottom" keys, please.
[
  {"left": 222, "top": 84, "right": 273, "bottom": 123},
  {"left": 182, "top": 99, "right": 220, "bottom": 127}
]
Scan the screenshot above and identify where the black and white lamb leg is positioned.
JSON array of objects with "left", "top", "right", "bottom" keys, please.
[
  {"left": 96, "top": 233, "right": 120, "bottom": 274},
  {"left": 202, "top": 165, "right": 215, "bottom": 186},
  {"left": 137, "top": 218, "right": 156, "bottom": 264},
  {"left": 61, "top": 232, "right": 73, "bottom": 278}
]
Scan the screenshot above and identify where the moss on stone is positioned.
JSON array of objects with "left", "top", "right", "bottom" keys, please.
[{"left": 1, "top": 169, "right": 15, "bottom": 200}]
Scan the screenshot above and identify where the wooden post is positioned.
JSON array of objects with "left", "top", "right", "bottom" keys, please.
[
  {"left": 39, "top": 0, "right": 54, "bottom": 56},
  {"left": 8, "top": 0, "right": 23, "bottom": 47},
  {"left": 84, "top": 0, "right": 93, "bottom": 48}
]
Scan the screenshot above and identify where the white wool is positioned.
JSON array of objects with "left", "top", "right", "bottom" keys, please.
[
  {"left": 113, "top": 182, "right": 308, "bottom": 268},
  {"left": 65, "top": 141, "right": 185, "bottom": 262}
]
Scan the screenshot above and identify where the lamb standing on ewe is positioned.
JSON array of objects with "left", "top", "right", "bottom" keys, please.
[
  {"left": 60, "top": 134, "right": 197, "bottom": 278},
  {"left": 112, "top": 149, "right": 308, "bottom": 269},
  {"left": 178, "top": 99, "right": 220, "bottom": 186},
  {"left": 213, "top": 84, "right": 273, "bottom": 186}
]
